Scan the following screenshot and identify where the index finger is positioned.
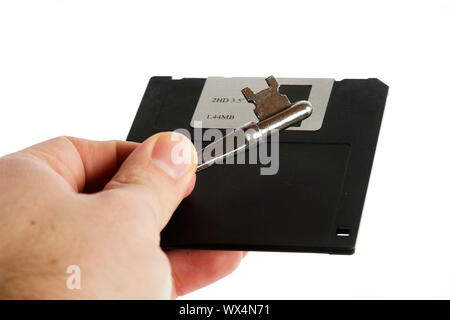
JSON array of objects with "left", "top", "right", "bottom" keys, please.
[{"left": 17, "top": 136, "right": 139, "bottom": 193}]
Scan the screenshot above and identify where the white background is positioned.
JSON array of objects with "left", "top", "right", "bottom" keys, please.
[{"left": 0, "top": 0, "right": 449, "bottom": 299}]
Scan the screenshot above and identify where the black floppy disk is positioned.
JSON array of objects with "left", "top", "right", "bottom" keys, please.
[{"left": 127, "top": 76, "right": 388, "bottom": 254}]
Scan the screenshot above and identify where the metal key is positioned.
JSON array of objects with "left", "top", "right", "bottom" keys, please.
[{"left": 196, "top": 76, "right": 312, "bottom": 172}]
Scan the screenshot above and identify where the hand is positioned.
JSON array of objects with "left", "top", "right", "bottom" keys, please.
[{"left": 0, "top": 133, "right": 245, "bottom": 299}]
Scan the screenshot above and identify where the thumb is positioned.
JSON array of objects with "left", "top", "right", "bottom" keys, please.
[{"left": 104, "top": 132, "right": 197, "bottom": 230}]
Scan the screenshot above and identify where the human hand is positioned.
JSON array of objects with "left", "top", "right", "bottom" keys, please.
[{"left": 0, "top": 133, "right": 245, "bottom": 299}]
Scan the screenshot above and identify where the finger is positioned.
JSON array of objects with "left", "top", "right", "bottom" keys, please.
[
  {"left": 184, "top": 174, "right": 197, "bottom": 198},
  {"left": 167, "top": 250, "right": 246, "bottom": 298},
  {"left": 16, "top": 136, "right": 138, "bottom": 192},
  {"left": 104, "top": 132, "right": 197, "bottom": 230},
  {"left": 66, "top": 137, "right": 139, "bottom": 192}
]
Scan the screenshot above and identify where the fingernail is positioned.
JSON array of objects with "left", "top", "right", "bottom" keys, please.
[{"left": 151, "top": 132, "right": 197, "bottom": 179}]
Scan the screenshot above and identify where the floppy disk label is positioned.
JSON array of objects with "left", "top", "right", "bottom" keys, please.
[{"left": 190, "top": 77, "right": 334, "bottom": 131}]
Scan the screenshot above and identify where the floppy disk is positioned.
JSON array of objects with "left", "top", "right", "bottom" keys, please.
[{"left": 127, "top": 76, "right": 388, "bottom": 254}]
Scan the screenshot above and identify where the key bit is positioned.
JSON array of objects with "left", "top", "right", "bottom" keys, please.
[
  {"left": 242, "top": 75, "right": 292, "bottom": 121},
  {"left": 197, "top": 76, "right": 313, "bottom": 173}
]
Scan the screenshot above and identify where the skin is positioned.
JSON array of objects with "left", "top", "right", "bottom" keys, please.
[{"left": 0, "top": 132, "right": 245, "bottom": 299}]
